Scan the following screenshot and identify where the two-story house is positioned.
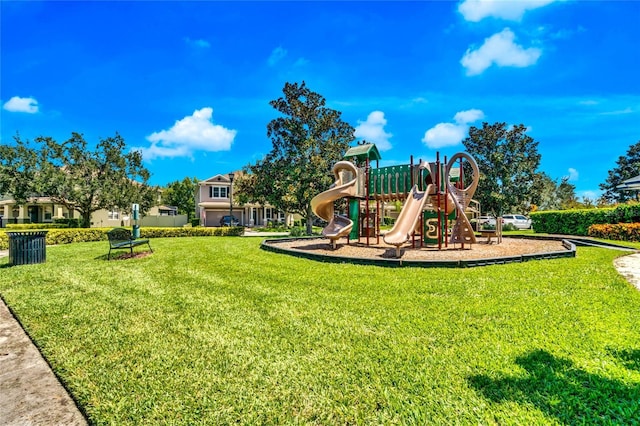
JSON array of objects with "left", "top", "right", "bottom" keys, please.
[
  {"left": 0, "top": 195, "right": 186, "bottom": 228},
  {"left": 195, "top": 172, "right": 293, "bottom": 227}
]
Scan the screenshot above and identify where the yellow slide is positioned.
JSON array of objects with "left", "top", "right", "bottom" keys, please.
[
  {"left": 310, "top": 161, "right": 359, "bottom": 248},
  {"left": 383, "top": 184, "right": 433, "bottom": 257}
]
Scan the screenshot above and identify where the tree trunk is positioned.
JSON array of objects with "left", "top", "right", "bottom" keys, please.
[
  {"left": 305, "top": 205, "right": 313, "bottom": 235},
  {"left": 82, "top": 211, "right": 92, "bottom": 228}
]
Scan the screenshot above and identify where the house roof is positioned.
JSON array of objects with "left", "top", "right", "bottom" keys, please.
[
  {"left": 617, "top": 174, "right": 640, "bottom": 191},
  {"left": 200, "top": 171, "right": 243, "bottom": 185},
  {"left": 344, "top": 143, "right": 382, "bottom": 162}
]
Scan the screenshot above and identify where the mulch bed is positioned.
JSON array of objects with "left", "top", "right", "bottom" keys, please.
[
  {"left": 266, "top": 236, "right": 568, "bottom": 261},
  {"left": 111, "top": 251, "right": 153, "bottom": 260}
]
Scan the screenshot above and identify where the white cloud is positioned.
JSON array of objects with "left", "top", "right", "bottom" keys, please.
[
  {"left": 454, "top": 109, "right": 484, "bottom": 124},
  {"left": 294, "top": 57, "right": 309, "bottom": 67},
  {"left": 567, "top": 167, "right": 579, "bottom": 181},
  {"left": 354, "top": 111, "right": 393, "bottom": 151},
  {"left": 3, "top": 96, "right": 39, "bottom": 113},
  {"left": 600, "top": 107, "right": 634, "bottom": 116},
  {"left": 458, "top": 0, "right": 558, "bottom": 22},
  {"left": 422, "top": 109, "right": 485, "bottom": 149},
  {"left": 268, "top": 46, "right": 287, "bottom": 66},
  {"left": 461, "top": 28, "right": 542, "bottom": 76},
  {"left": 136, "top": 107, "right": 236, "bottom": 160},
  {"left": 184, "top": 37, "right": 210, "bottom": 48}
]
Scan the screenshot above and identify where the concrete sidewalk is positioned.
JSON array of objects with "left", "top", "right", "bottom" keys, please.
[{"left": 0, "top": 299, "right": 87, "bottom": 425}]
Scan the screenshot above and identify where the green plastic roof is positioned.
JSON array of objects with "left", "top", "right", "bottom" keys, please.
[{"left": 344, "top": 143, "right": 382, "bottom": 161}]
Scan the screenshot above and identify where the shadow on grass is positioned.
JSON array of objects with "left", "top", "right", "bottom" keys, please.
[
  {"left": 468, "top": 349, "right": 640, "bottom": 424},
  {"left": 94, "top": 251, "right": 153, "bottom": 261}
]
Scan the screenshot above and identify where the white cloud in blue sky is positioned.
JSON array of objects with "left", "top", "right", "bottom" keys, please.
[
  {"left": 268, "top": 46, "right": 288, "bottom": 66},
  {"left": 568, "top": 168, "right": 579, "bottom": 181},
  {"left": 422, "top": 109, "right": 485, "bottom": 149},
  {"left": 461, "top": 28, "right": 542, "bottom": 75},
  {"left": 458, "top": 0, "right": 559, "bottom": 22},
  {"left": 136, "top": 108, "right": 237, "bottom": 161},
  {"left": 354, "top": 111, "right": 393, "bottom": 151},
  {"left": 184, "top": 37, "right": 210, "bottom": 48},
  {"left": 3, "top": 96, "right": 39, "bottom": 113},
  {"left": 2, "top": 1, "right": 638, "bottom": 199}
]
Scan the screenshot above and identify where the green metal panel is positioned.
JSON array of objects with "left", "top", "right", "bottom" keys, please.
[
  {"left": 423, "top": 211, "right": 439, "bottom": 244},
  {"left": 398, "top": 164, "right": 411, "bottom": 193},
  {"left": 369, "top": 165, "right": 413, "bottom": 198},
  {"left": 349, "top": 199, "right": 360, "bottom": 240}
]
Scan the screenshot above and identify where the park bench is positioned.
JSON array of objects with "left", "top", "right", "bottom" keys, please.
[{"left": 107, "top": 227, "right": 152, "bottom": 259}]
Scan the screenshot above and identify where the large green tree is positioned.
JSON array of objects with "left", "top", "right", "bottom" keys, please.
[
  {"left": 530, "top": 173, "right": 580, "bottom": 211},
  {"left": 162, "top": 177, "right": 199, "bottom": 220},
  {"left": 599, "top": 140, "right": 640, "bottom": 203},
  {"left": 235, "top": 81, "right": 355, "bottom": 234},
  {"left": 0, "top": 134, "right": 40, "bottom": 203},
  {"left": 557, "top": 177, "right": 579, "bottom": 209},
  {"left": 530, "top": 172, "right": 561, "bottom": 211},
  {"left": 462, "top": 122, "right": 541, "bottom": 216},
  {"left": 4, "top": 132, "right": 157, "bottom": 227}
]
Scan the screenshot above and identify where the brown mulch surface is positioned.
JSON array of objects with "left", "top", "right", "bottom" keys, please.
[
  {"left": 267, "top": 236, "right": 568, "bottom": 260},
  {"left": 111, "top": 251, "right": 153, "bottom": 260}
]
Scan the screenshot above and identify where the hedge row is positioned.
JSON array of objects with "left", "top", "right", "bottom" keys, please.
[
  {"left": 588, "top": 223, "right": 640, "bottom": 242},
  {"left": 530, "top": 203, "right": 640, "bottom": 235},
  {"left": 6, "top": 223, "right": 69, "bottom": 230},
  {"left": 0, "top": 226, "right": 245, "bottom": 250}
]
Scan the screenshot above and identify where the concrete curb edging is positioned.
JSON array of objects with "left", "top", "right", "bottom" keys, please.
[{"left": 261, "top": 237, "right": 577, "bottom": 268}]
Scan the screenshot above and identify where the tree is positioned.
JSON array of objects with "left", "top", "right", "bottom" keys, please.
[
  {"left": 557, "top": 177, "right": 579, "bottom": 209},
  {"left": 462, "top": 122, "right": 541, "bottom": 216},
  {"left": 599, "top": 141, "right": 640, "bottom": 203},
  {"left": 235, "top": 81, "right": 355, "bottom": 234},
  {"left": 0, "top": 134, "right": 40, "bottom": 203},
  {"left": 5, "top": 132, "right": 157, "bottom": 227},
  {"left": 530, "top": 172, "right": 561, "bottom": 211},
  {"left": 162, "top": 177, "right": 199, "bottom": 220}
]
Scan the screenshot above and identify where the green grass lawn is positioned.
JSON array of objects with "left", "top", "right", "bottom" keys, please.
[{"left": 1, "top": 237, "right": 640, "bottom": 424}]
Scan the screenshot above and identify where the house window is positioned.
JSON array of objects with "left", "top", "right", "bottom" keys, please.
[
  {"left": 108, "top": 209, "right": 120, "bottom": 220},
  {"left": 209, "top": 186, "right": 229, "bottom": 198},
  {"left": 44, "top": 206, "right": 52, "bottom": 221},
  {"left": 265, "top": 208, "right": 273, "bottom": 220},
  {"left": 12, "top": 207, "right": 19, "bottom": 218}
]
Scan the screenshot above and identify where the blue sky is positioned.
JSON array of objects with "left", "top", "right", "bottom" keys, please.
[{"left": 2, "top": 1, "right": 639, "bottom": 200}]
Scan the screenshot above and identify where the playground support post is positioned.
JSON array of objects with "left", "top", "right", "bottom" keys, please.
[
  {"left": 365, "top": 158, "right": 370, "bottom": 246},
  {"left": 444, "top": 156, "right": 449, "bottom": 248},
  {"left": 436, "top": 152, "right": 442, "bottom": 251},
  {"left": 459, "top": 156, "right": 464, "bottom": 249}
]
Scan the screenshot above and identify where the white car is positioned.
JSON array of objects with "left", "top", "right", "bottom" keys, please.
[
  {"left": 502, "top": 214, "right": 532, "bottom": 230},
  {"left": 477, "top": 216, "right": 496, "bottom": 227}
]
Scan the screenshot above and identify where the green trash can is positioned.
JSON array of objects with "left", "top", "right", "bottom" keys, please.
[{"left": 7, "top": 231, "right": 48, "bottom": 266}]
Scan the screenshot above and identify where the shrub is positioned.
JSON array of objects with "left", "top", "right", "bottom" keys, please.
[
  {"left": 190, "top": 218, "right": 200, "bottom": 227},
  {"left": 502, "top": 223, "right": 518, "bottom": 231},
  {"left": 54, "top": 218, "right": 81, "bottom": 228},
  {"left": 289, "top": 227, "right": 306, "bottom": 237},
  {"left": 382, "top": 217, "right": 396, "bottom": 226},
  {"left": 530, "top": 208, "right": 615, "bottom": 235},
  {"left": 588, "top": 223, "right": 640, "bottom": 242},
  {"left": 140, "top": 226, "right": 244, "bottom": 238},
  {"left": 6, "top": 223, "right": 68, "bottom": 230},
  {"left": 0, "top": 226, "right": 245, "bottom": 250}
]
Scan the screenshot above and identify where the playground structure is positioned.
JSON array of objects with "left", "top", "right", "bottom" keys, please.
[{"left": 310, "top": 143, "right": 482, "bottom": 257}]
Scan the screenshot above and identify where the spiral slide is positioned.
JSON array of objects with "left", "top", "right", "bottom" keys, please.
[
  {"left": 382, "top": 184, "right": 434, "bottom": 257},
  {"left": 310, "top": 161, "right": 359, "bottom": 248}
]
